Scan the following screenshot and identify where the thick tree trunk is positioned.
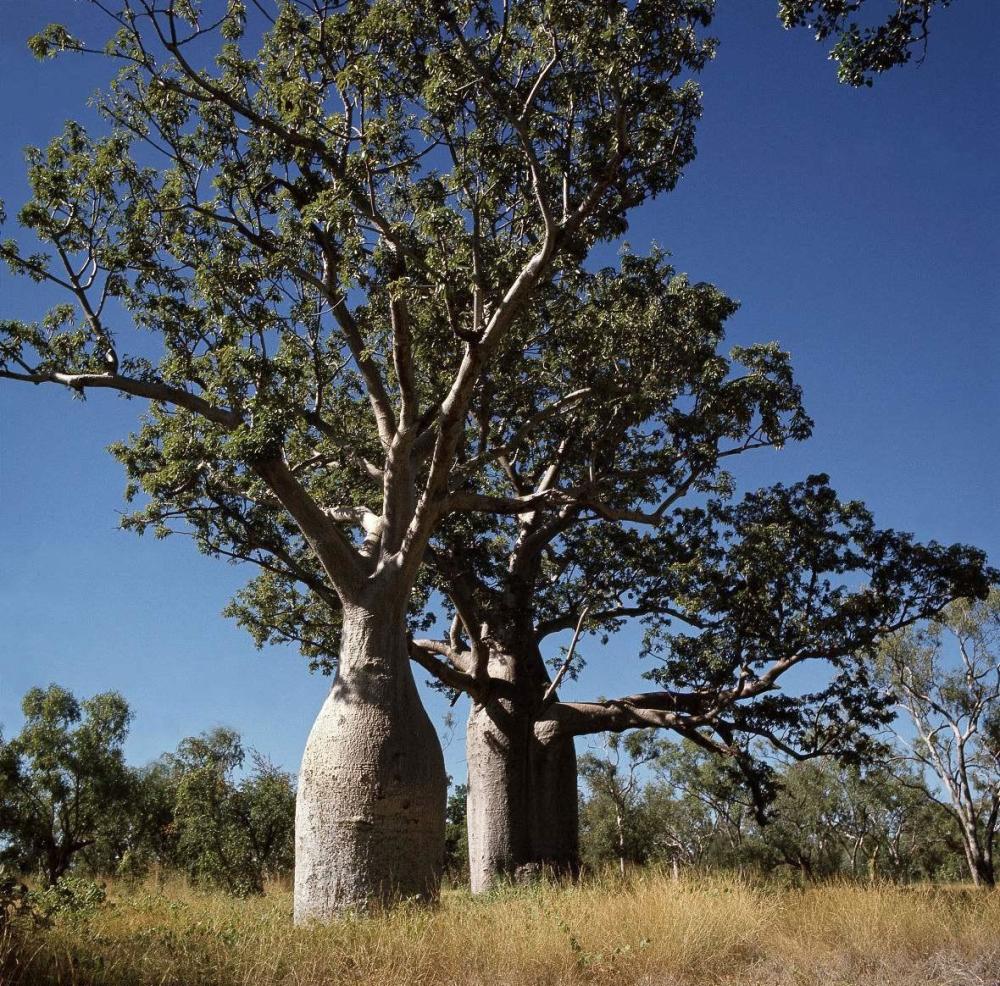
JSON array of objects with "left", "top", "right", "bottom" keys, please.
[
  {"left": 466, "top": 645, "right": 579, "bottom": 893},
  {"left": 45, "top": 839, "right": 74, "bottom": 886},
  {"left": 294, "top": 604, "right": 446, "bottom": 921}
]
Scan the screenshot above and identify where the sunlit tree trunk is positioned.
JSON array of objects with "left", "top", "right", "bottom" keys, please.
[{"left": 295, "top": 602, "right": 446, "bottom": 920}]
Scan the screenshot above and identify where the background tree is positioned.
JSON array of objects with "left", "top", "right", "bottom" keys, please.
[
  {"left": 779, "top": 0, "right": 958, "bottom": 87},
  {"left": 444, "top": 783, "right": 470, "bottom": 882},
  {"left": 101, "top": 759, "right": 180, "bottom": 882},
  {"left": 0, "top": 685, "right": 133, "bottom": 885},
  {"left": 753, "top": 760, "right": 858, "bottom": 881},
  {"left": 166, "top": 728, "right": 295, "bottom": 896},
  {"left": 0, "top": 0, "right": 716, "bottom": 917},
  {"left": 880, "top": 591, "right": 1000, "bottom": 887},
  {"left": 645, "top": 739, "right": 757, "bottom": 872},
  {"left": 579, "top": 731, "right": 663, "bottom": 876},
  {"left": 829, "top": 762, "right": 953, "bottom": 881}
]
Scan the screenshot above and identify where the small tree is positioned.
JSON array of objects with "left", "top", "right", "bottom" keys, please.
[
  {"left": 579, "top": 731, "right": 662, "bottom": 876},
  {"left": 0, "top": 685, "right": 133, "bottom": 885},
  {"left": 99, "top": 759, "right": 179, "bottom": 882},
  {"left": 881, "top": 591, "right": 1000, "bottom": 887},
  {"left": 647, "top": 740, "right": 757, "bottom": 872},
  {"left": 167, "top": 727, "right": 294, "bottom": 895},
  {"left": 835, "top": 763, "right": 953, "bottom": 881}
]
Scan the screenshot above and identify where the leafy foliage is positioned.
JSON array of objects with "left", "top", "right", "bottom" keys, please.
[
  {"left": 165, "top": 728, "right": 295, "bottom": 896},
  {"left": 579, "top": 732, "right": 664, "bottom": 871},
  {"left": 779, "top": 0, "right": 957, "bottom": 86},
  {"left": 29, "top": 876, "right": 108, "bottom": 919},
  {"left": 0, "top": 0, "right": 717, "bottom": 634},
  {"left": 0, "top": 686, "right": 133, "bottom": 885}
]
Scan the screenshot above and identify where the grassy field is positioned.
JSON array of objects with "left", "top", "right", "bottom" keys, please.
[{"left": 4, "top": 871, "right": 999, "bottom": 986}]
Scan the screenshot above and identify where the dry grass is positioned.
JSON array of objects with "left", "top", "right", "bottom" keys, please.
[{"left": 4, "top": 871, "right": 999, "bottom": 986}]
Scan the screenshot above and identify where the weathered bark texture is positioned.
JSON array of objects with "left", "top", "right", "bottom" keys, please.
[
  {"left": 466, "top": 643, "right": 579, "bottom": 893},
  {"left": 294, "top": 606, "right": 447, "bottom": 921}
]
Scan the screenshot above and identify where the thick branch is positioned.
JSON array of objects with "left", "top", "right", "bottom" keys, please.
[
  {"left": 252, "top": 457, "right": 368, "bottom": 599},
  {"left": 408, "top": 639, "right": 488, "bottom": 702},
  {"left": 0, "top": 367, "right": 241, "bottom": 428}
]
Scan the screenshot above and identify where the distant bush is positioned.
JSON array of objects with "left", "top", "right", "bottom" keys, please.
[{"left": 0, "top": 686, "right": 133, "bottom": 885}]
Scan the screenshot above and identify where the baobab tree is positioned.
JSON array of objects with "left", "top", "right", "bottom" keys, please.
[
  {"left": 437, "top": 476, "right": 992, "bottom": 891},
  {"left": 0, "top": 0, "right": 716, "bottom": 918},
  {"left": 190, "top": 1, "right": 989, "bottom": 894},
  {"left": 0, "top": 0, "right": 972, "bottom": 914}
]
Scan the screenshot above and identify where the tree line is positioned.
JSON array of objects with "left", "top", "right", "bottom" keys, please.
[
  {"left": 582, "top": 751, "right": 963, "bottom": 884},
  {"left": 577, "top": 594, "right": 999, "bottom": 888},
  {"left": 0, "top": 690, "right": 294, "bottom": 895},
  {"left": 0, "top": 0, "right": 987, "bottom": 920},
  {"left": 3, "top": 591, "right": 996, "bottom": 892}
]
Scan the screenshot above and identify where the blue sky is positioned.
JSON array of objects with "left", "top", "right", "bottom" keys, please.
[{"left": 1, "top": 1, "right": 997, "bottom": 783}]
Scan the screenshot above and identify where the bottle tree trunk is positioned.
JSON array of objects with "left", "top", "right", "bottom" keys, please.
[
  {"left": 294, "top": 602, "right": 447, "bottom": 921},
  {"left": 466, "top": 642, "right": 579, "bottom": 893}
]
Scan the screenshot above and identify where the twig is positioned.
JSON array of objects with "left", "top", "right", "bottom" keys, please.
[{"left": 543, "top": 605, "right": 589, "bottom": 704}]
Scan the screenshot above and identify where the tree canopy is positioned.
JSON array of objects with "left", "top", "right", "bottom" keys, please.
[
  {"left": 1, "top": 0, "right": 715, "bottom": 620},
  {"left": 0, "top": 685, "right": 133, "bottom": 885}
]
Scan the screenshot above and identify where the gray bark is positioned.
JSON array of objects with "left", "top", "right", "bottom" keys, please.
[
  {"left": 294, "top": 604, "right": 446, "bottom": 920},
  {"left": 466, "top": 645, "right": 579, "bottom": 893}
]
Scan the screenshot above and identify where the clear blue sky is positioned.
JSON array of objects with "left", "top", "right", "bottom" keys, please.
[{"left": 1, "top": 2, "right": 997, "bottom": 784}]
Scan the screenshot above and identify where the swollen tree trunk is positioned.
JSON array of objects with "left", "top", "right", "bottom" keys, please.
[
  {"left": 294, "top": 603, "right": 447, "bottom": 921},
  {"left": 466, "top": 644, "right": 579, "bottom": 893}
]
